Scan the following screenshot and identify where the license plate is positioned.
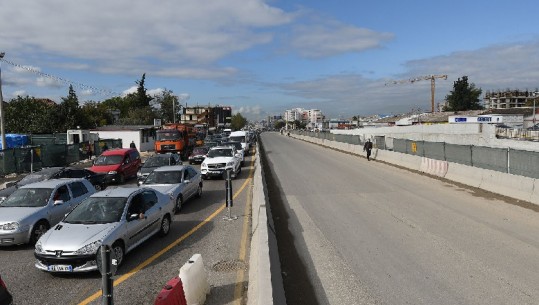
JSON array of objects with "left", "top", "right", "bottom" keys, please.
[{"left": 48, "top": 265, "right": 73, "bottom": 272}]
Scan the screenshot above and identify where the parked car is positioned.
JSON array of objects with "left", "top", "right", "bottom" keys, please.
[
  {"left": 188, "top": 146, "right": 209, "bottom": 165},
  {"left": 0, "top": 178, "right": 96, "bottom": 246},
  {"left": 90, "top": 148, "right": 141, "bottom": 184},
  {"left": 34, "top": 187, "right": 174, "bottom": 273},
  {"left": 0, "top": 167, "right": 107, "bottom": 202},
  {"left": 137, "top": 153, "right": 181, "bottom": 181},
  {"left": 139, "top": 165, "right": 202, "bottom": 212},
  {"left": 200, "top": 146, "right": 242, "bottom": 180},
  {"left": 0, "top": 274, "right": 13, "bottom": 305}
]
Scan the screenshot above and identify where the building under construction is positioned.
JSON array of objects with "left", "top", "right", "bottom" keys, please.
[
  {"left": 483, "top": 89, "right": 538, "bottom": 109},
  {"left": 180, "top": 105, "right": 232, "bottom": 131}
]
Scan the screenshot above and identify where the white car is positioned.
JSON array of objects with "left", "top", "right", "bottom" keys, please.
[
  {"left": 138, "top": 165, "right": 202, "bottom": 212},
  {"left": 200, "top": 146, "right": 242, "bottom": 179}
]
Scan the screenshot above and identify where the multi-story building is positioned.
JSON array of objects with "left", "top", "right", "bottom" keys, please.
[
  {"left": 284, "top": 108, "right": 324, "bottom": 129},
  {"left": 484, "top": 90, "right": 537, "bottom": 109}
]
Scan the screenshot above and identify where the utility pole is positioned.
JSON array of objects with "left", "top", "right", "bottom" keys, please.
[
  {"left": 0, "top": 52, "right": 7, "bottom": 151},
  {"left": 385, "top": 74, "right": 448, "bottom": 113}
]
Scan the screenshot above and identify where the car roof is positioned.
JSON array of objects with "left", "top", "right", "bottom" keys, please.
[
  {"left": 20, "top": 178, "right": 85, "bottom": 189},
  {"left": 90, "top": 187, "right": 142, "bottom": 198},
  {"left": 210, "top": 146, "right": 234, "bottom": 150},
  {"left": 152, "top": 165, "right": 187, "bottom": 172},
  {"left": 101, "top": 148, "right": 136, "bottom": 155}
]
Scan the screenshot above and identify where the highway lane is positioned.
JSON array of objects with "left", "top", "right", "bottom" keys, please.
[
  {"left": 0, "top": 155, "right": 255, "bottom": 305},
  {"left": 260, "top": 132, "right": 539, "bottom": 305}
]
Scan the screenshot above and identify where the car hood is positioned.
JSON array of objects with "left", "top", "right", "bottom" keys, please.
[
  {"left": 141, "top": 184, "right": 178, "bottom": 194},
  {"left": 39, "top": 222, "right": 118, "bottom": 251},
  {"left": 204, "top": 156, "right": 234, "bottom": 164},
  {"left": 0, "top": 207, "right": 42, "bottom": 224},
  {"left": 89, "top": 164, "right": 121, "bottom": 174}
]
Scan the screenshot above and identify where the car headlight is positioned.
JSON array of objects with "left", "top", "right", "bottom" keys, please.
[
  {"left": 226, "top": 161, "right": 235, "bottom": 167},
  {"left": 74, "top": 240, "right": 103, "bottom": 255},
  {"left": 2, "top": 222, "right": 19, "bottom": 231},
  {"left": 108, "top": 171, "right": 117, "bottom": 175},
  {"left": 137, "top": 172, "right": 142, "bottom": 177},
  {"left": 201, "top": 163, "right": 207, "bottom": 168},
  {"left": 35, "top": 240, "right": 45, "bottom": 254}
]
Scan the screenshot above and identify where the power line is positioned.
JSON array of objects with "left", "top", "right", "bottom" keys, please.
[{"left": 0, "top": 58, "right": 121, "bottom": 96}]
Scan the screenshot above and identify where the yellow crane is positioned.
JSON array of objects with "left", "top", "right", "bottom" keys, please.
[{"left": 385, "top": 74, "right": 448, "bottom": 113}]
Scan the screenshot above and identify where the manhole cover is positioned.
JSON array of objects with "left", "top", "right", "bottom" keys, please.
[{"left": 212, "top": 260, "right": 248, "bottom": 272}]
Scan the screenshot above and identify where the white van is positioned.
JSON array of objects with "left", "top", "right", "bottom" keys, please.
[{"left": 228, "top": 131, "right": 249, "bottom": 155}]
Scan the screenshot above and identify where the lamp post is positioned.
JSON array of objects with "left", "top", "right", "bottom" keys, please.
[{"left": 0, "top": 52, "right": 7, "bottom": 151}]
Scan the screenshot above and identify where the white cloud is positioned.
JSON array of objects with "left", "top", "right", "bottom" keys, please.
[
  {"left": 36, "top": 76, "right": 63, "bottom": 89},
  {"left": 289, "top": 20, "right": 394, "bottom": 58},
  {"left": 0, "top": 0, "right": 294, "bottom": 78},
  {"left": 12, "top": 90, "right": 27, "bottom": 98}
]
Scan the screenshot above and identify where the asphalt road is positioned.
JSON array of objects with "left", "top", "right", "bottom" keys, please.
[
  {"left": 0, "top": 153, "right": 255, "bottom": 305},
  {"left": 260, "top": 132, "right": 539, "bottom": 305}
]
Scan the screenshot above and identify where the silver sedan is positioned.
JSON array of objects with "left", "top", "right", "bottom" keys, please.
[
  {"left": 138, "top": 165, "right": 202, "bottom": 212},
  {"left": 34, "top": 187, "right": 174, "bottom": 273}
]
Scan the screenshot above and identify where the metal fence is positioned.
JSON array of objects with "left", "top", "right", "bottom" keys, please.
[
  {"left": 0, "top": 139, "right": 122, "bottom": 176},
  {"left": 293, "top": 130, "right": 539, "bottom": 179}
]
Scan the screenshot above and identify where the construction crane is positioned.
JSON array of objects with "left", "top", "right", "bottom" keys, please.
[{"left": 385, "top": 74, "right": 448, "bottom": 113}]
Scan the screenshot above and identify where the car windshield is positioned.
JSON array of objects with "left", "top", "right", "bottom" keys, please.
[
  {"left": 143, "top": 170, "right": 182, "bottom": 184},
  {"left": 144, "top": 156, "right": 172, "bottom": 167},
  {"left": 0, "top": 188, "right": 52, "bottom": 207},
  {"left": 157, "top": 130, "right": 181, "bottom": 141},
  {"left": 193, "top": 147, "right": 208, "bottom": 155},
  {"left": 226, "top": 142, "right": 242, "bottom": 150},
  {"left": 229, "top": 136, "right": 245, "bottom": 143},
  {"left": 207, "top": 148, "right": 233, "bottom": 158},
  {"left": 93, "top": 155, "right": 123, "bottom": 165},
  {"left": 64, "top": 197, "right": 126, "bottom": 224}
]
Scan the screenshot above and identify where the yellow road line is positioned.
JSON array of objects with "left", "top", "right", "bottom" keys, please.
[
  {"left": 233, "top": 157, "right": 254, "bottom": 304},
  {"left": 78, "top": 155, "right": 256, "bottom": 305}
]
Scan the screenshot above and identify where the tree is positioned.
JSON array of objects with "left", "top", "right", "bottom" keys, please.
[
  {"left": 58, "top": 85, "right": 81, "bottom": 130},
  {"left": 444, "top": 76, "right": 483, "bottom": 111},
  {"left": 153, "top": 89, "right": 180, "bottom": 123},
  {"left": 133, "top": 73, "right": 153, "bottom": 108},
  {"left": 231, "top": 113, "right": 247, "bottom": 130},
  {"left": 274, "top": 121, "right": 285, "bottom": 130},
  {"left": 79, "top": 101, "right": 114, "bottom": 128},
  {"left": 5, "top": 96, "right": 58, "bottom": 133}
]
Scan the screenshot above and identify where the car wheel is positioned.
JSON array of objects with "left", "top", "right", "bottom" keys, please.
[
  {"left": 30, "top": 221, "right": 50, "bottom": 245},
  {"left": 119, "top": 174, "right": 125, "bottom": 184},
  {"left": 111, "top": 242, "right": 124, "bottom": 267},
  {"left": 174, "top": 195, "right": 183, "bottom": 213},
  {"left": 159, "top": 215, "right": 171, "bottom": 237},
  {"left": 196, "top": 184, "right": 202, "bottom": 198}
]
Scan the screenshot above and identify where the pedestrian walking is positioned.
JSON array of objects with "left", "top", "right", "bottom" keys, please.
[
  {"left": 130, "top": 141, "right": 137, "bottom": 149},
  {"left": 363, "top": 139, "right": 373, "bottom": 161}
]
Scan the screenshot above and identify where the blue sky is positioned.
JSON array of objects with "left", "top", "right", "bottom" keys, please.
[{"left": 1, "top": 0, "right": 539, "bottom": 121}]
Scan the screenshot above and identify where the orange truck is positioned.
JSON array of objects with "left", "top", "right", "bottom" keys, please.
[{"left": 154, "top": 124, "right": 196, "bottom": 160}]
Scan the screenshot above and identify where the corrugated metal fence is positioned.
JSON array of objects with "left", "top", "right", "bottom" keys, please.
[
  {"left": 0, "top": 138, "right": 123, "bottom": 176},
  {"left": 294, "top": 131, "right": 539, "bottom": 179}
]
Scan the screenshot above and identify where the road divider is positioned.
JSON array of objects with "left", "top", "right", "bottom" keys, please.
[{"left": 180, "top": 254, "right": 209, "bottom": 305}]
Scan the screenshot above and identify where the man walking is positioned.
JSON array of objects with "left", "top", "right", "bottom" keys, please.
[{"left": 363, "top": 139, "right": 373, "bottom": 161}]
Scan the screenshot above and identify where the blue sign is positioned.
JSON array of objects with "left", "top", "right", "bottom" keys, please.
[{"left": 455, "top": 117, "right": 467, "bottom": 122}]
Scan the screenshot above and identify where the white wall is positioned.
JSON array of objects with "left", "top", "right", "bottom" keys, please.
[{"left": 90, "top": 130, "right": 155, "bottom": 152}]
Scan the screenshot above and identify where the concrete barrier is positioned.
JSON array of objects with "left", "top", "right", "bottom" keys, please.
[
  {"left": 444, "top": 162, "right": 483, "bottom": 188},
  {"left": 480, "top": 170, "right": 534, "bottom": 203},
  {"left": 420, "top": 157, "right": 448, "bottom": 177},
  {"left": 179, "top": 254, "right": 209, "bottom": 305},
  {"left": 531, "top": 180, "right": 539, "bottom": 205}
]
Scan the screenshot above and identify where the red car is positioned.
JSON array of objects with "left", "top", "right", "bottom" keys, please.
[
  {"left": 90, "top": 148, "right": 141, "bottom": 184},
  {"left": 0, "top": 275, "right": 13, "bottom": 305}
]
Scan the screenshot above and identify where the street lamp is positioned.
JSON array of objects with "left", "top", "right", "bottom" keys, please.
[{"left": 0, "top": 52, "right": 7, "bottom": 151}]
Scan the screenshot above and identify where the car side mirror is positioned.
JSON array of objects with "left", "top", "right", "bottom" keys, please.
[{"left": 128, "top": 214, "right": 139, "bottom": 221}]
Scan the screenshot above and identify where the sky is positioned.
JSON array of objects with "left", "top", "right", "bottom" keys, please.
[{"left": 1, "top": 0, "right": 539, "bottom": 121}]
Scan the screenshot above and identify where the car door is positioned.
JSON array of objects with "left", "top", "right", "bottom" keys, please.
[
  {"left": 186, "top": 167, "right": 198, "bottom": 199},
  {"left": 68, "top": 181, "right": 90, "bottom": 207},
  {"left": 141, "top": 190, "right": 160, "bottom": 234},
  {"left": 181, "top": 169, "right": 194, "bottom": 199},
  {"left": 49, "top": 184, "right": 72, "bottom": 224},
  {"left": 125, "top": 192, "right": 149, "bottom": 249}
]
